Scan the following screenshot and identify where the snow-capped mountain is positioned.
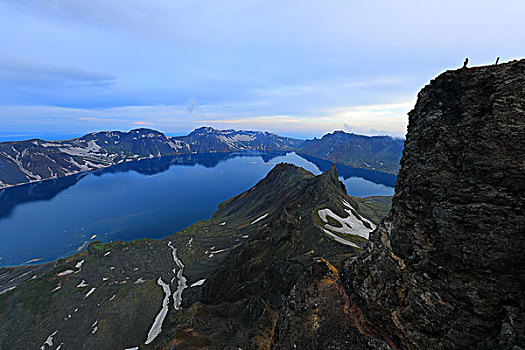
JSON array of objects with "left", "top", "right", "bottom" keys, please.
[{"left": 0, "top": 127, "right": 302, "bottom": 189}]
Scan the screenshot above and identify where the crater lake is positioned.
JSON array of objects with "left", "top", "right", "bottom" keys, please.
[{"left": 0, "top": 152, "right": 396, "bottom": 266}]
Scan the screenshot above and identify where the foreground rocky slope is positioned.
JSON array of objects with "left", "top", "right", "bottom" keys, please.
[
  {"left": 344, "top": 60, "right": 525, "bottom": 349},
  {"left": 0, "top": 163, "right": 382, "bottom": 349},
  {"left": 153, "top": 164, "right": 382, "bottom": 349}
]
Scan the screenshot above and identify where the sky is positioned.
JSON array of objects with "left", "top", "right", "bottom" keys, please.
[{"left": 0, "top": 0, "right": 523, "bottom": 141}]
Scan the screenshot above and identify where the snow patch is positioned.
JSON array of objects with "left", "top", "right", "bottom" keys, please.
[
  {"left": 318, "top": 201, "right": 375, "bottom": 240},
  {"left": 77, "top": 280, "right": 89, "bottom": 288},
  {"left": 75, "top": 260, "right": 84, "bottom": 270},
  {"left": 40, "top": 331, "right": 57, "bottom": 350},
  {"left": 57, "top": 270, "right": 75, "bottom": 277},
  {"left": 211, "top": 248, "right": 228, "bottom": 254},
  {"left": 145, "top": 278, "right": 171, "bottom": 344},
  {"left": 0, "top": 286, "right": 16, "bottom": 295},
  {"left": 190, "top": 279, "right": 206, "bottom": 287},
  {"left": 91, "top": 320, "right": 98, "bottom": 334},
  {"left": 322, "top": 229, "right": 359, "bottom": 248},
  {"left": 84, "top": 287, "right": 96, "bottom": 298},
  {"left": 168, "top": 242, "right": 187, "bottom": 310},
  {"left": 251, "top": 213, "right": 269, "bottom": 225}
]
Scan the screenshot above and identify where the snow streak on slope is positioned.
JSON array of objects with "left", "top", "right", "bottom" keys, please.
[
  {"left": 251, "top": 213, "right": 268, "bottom": 225},
  {"left": 145, "top": 278, "right": 171, "bottom": 345},
  {"left": 168, "top": 241, "right": 187, "bottom": 310}
]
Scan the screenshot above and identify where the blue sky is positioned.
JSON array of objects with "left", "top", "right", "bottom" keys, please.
[{"left": 0, "top": 0, "right": 523, "bottom": 141}]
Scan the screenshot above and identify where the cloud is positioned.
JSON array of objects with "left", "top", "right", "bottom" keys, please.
[
  {"left": 4, "top": 0, "right": 524, "bottom": 50},
  {"left": 133, "top": 121, "right": 155, "bottom": 125},
  {"left": 78, "top": 117, "right": 124, "bottom": 122},
  {"left": 0, "top": 1, "right": 523, "bottom": 139},
  {"left": 0, "top": 101, "right": 411, "bottom": 140},
  {"left": 0, "top": 55, "right": 116, "bottom": 89}
]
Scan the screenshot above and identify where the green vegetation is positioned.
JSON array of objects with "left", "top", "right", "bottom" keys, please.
[{"left": 351, "top": 195, "right": 392, "bottom": 224}]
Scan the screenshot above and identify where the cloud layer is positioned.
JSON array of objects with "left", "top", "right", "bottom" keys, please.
[{"left": 0, "top": 0, "right": 523, "bottom": 140}]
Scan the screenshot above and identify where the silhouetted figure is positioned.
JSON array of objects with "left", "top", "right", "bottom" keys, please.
[
  {"left": 495, "top": 57, "right": 500, "bottom": 65},
  {"left": 463, "top": 58, "right": 469, "bottom": 69}
]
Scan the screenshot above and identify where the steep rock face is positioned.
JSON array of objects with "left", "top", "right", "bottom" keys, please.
[{"left": 344, "top": 60, "right": 525, "bottom": 349}]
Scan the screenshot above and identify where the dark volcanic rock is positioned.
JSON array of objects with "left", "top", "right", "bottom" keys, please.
[{"left": 344, "top": 60, "right": 525, "bottom": 349}]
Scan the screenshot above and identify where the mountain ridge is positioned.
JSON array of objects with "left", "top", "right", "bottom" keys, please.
[
  {"left": 0, "top": 162, "right": 382, "bottom": 349},
  {"left": 0, "top": 127, "right": 403, "bottom": 189},
  {"left": 296, "top": 130, "right": 404, "bottom": 174}
]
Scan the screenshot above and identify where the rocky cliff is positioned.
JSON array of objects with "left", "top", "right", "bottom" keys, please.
[{"left": 344, "top": 60, "right": 525, "bottom": 349}]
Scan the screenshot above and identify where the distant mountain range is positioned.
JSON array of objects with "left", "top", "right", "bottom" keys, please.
[
  {"left": 296, "top": 131, "right": 404, "bottom": 175},
  {"left": 0, "top": 127, "right": 403, "bottom": 188}
]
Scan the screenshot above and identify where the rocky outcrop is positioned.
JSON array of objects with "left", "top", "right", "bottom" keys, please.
[{"left": 344, "top": 60, "right": 525, "bottom": 349}]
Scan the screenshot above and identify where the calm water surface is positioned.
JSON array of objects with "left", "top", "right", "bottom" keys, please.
[{"left": 0, "top": 152, "right": 395, "bottom": 266}]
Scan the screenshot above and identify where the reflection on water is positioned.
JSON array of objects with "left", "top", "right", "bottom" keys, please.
[
  {"left": 0, "top": 152, "right": 282, "bottom": 220},
  {"left": 297, "top": 154, "right": 397, "bottom": 188},
  {"left": 0, "top": 152, "right": 395, "bottom": 266}
]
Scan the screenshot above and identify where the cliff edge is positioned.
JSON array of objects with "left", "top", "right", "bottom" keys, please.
[{"left": 344, "top": 60, "right": 525, "bottom": 349}]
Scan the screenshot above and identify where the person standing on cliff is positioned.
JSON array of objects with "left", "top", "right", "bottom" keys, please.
[
  {"left": 495, "top": 57, "right": 500, "bottom": 65},
  {"left": 463, "top": 58, "right": 469, "bottom": 68}
]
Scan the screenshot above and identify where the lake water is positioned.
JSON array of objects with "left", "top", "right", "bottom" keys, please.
[{"left": 0, "top": 152, "right": 396, "bottom": 267}]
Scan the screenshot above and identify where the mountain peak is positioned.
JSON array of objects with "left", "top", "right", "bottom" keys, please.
[
  {"left": 321, "top": 162, "right": 338, "bottom": 179},
  {"left": 129, "top": 128, "right": 163, "bottom": 134},
  {"left": 191, "top": 126, "right": 216, "bottom": 133}
]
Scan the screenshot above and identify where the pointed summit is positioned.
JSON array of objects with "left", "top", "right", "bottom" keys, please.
[
  {"left": 316, "top": 163, "right": 348, "bottom": 194},
  {"left": 320, "top": 163, "right": 339, "bottom": 182}
]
